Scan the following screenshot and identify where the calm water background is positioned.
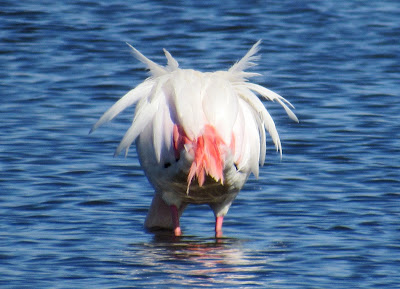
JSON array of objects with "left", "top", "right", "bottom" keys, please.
[{"left": 1, "top": 0, "right": 399, "bottom": 288}]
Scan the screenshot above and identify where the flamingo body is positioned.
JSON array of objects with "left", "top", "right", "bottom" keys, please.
[{"left": 91, "top": 41, "right": 298, "bottom": 236}]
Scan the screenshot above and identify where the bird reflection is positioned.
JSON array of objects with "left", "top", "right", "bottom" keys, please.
[{"left": 125, "top": 233, "right": 266, "bottom": 287}]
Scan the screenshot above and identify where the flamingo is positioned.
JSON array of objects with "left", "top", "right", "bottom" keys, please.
[{"left": 90, "top": 41, "right": 298, "bottom": 237}]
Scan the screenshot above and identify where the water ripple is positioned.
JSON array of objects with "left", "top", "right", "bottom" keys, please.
[{"left": 1, "top": 0, "right": 400, "bottom": 288}]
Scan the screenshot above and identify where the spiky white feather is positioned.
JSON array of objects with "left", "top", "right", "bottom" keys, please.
[
  {"left": 91, "top": 41, "right": 297, "bottom": 175},
  {"left": 126, "top": 43, "right": 166, "bottom": 77},
  {"left": 163, "top": 49, "right": 179, "bottom": 71},
  {"left": 228, "top": 40, "right": 262, "bottom": 80},
  {"left": 90, "top": 81, "right": 154, "bottom": 134}
]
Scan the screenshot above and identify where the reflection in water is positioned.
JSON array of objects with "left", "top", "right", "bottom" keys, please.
[{"left": 124, "top": 234, "right": 272, "bottom": 287}]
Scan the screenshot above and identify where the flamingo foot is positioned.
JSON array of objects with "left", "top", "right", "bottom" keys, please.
[
  {"left": 174, "top": 226, "right": 182, "bottom": 237},
  {"left": 215, "top": 216, "right": 224, "bottom": 238},
  {"left": 170, "top": 205, "right": 182, "bottom": 236}
]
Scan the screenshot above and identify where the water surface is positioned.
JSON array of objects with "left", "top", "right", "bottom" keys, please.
[{"left": 1, "top": 0, "right": 399, "bottom": 288}]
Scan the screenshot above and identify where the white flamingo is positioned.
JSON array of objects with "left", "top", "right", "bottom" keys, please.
[{"left": 90, "top": 41, "right": 298, "bottom": 237}]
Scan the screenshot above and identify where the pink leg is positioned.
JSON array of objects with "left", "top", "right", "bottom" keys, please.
[
  {"left": 215, "top": 216, "right": 224, "bottom": 238},
  {"left": 170, "top": 205, "right": 182, "bottom": 236}
]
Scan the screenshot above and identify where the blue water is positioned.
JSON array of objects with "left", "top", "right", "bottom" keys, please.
[{"left": 1, "top": 1, "right": 400, "bottom": 288}]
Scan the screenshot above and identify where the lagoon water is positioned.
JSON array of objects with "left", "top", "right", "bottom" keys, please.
[{"left": 1, "top": 1, "right": 399, "bottom": 288}]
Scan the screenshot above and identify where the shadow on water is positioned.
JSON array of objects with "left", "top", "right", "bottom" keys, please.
[{"left": 123, "top": 233, "right": 275, "bottom": 287}]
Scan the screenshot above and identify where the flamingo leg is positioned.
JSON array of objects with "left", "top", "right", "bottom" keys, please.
[
  {"left": 170, "top": 205, "right": 182, "bottom": 236},
  {"left": 215, "top": 216, "right": 224, "bottom": 238}
]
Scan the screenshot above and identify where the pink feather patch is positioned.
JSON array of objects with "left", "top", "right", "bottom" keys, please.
[{"left": 173, "top": 124, "right": 230, "bottom": 192}]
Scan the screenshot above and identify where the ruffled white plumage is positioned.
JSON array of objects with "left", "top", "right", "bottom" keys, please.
[
  {"left": 91, "top": 41, "right": 297, "bottom": 169},
  {"left": 91, "top": 41, "right": 298, "bottom": 232}
]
